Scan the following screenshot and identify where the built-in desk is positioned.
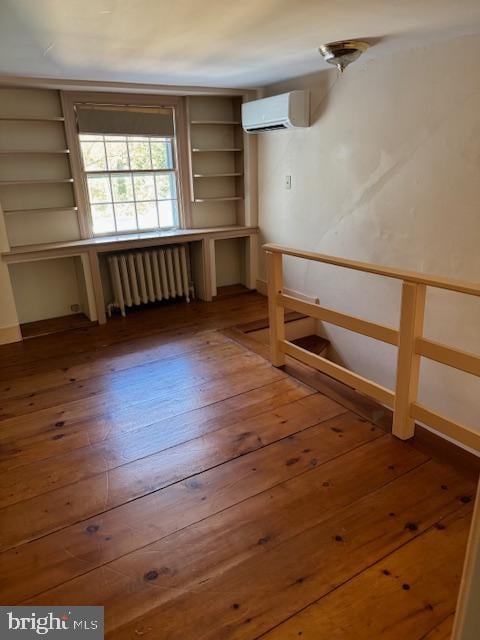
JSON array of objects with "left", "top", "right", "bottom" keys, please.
[{"left": 1, "top": 226, "right": 258, "bottom": 325}]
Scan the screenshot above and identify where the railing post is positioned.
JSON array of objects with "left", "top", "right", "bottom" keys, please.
[
  {"left": 266, "top": 250, "right": 285, "bottom": 367},
  {"left": 392, "top": 281, "right": 426, "bottom": 439}
]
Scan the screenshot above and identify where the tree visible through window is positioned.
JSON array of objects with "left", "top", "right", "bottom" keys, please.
[{"left": 79, "top": 133, "right": 179, "bottom": 235}]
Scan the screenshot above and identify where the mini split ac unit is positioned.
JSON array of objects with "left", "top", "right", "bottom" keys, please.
[{"left": 241, "top": 90, "right": 310, "bottom": 133}]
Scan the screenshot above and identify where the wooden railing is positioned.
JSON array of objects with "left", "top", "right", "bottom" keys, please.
[{"left": 264, "top": 243, "right": 480, "bottom": 451}]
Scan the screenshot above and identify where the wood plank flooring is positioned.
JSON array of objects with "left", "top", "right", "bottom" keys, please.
[
  {"left": 0, "top": 293, "right": 475, "bottom": 639},
  {"left": 20, "top": 312, "right": 94, "bottom": 339}
]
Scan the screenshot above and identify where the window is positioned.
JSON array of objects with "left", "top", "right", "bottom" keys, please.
[{"left": 76, "top": 104, "right": 180, "bottom": 236}]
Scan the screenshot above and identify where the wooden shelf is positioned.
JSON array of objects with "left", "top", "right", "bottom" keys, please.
[
  {"left": 192, "top": 148, "right": 242, "bottom": 153},
  {"left": 186, "top": 96, "right": 247, "bottom": 227},
  {"left": 4, "top": 206, "right": 78, "bottom": 215},
  {"left": 194, "top": 196, "right": 243, "bottom": 203},
  {"left": 190, "top": 120, "right": 241, "bottom": 125},
  {"left": 0, "top": 116, "right": 65, "bottom": 122},
  {"left": 194, "top": 172, "right": 243, "bottom": 178},
  {"left": 0, "top": 149, "right": 69, "bottom": 155},
  {"left": 0, "top": 178, "right": 74, "bottom": 186}
]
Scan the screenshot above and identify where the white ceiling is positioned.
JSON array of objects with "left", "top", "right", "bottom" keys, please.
[{"left": 1, "top": 0, "right": 480, "bottom": 89}]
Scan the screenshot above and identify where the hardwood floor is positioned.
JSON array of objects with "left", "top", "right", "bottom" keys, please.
[
  {"left": 20, "top": 312, "right": 94, "bottom": 339},
  {"left": 0, "top": 293, "right": 475, "bottom": 639}
]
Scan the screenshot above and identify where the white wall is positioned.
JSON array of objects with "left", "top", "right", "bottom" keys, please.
[{"left": 258, "top": 33, "right": 480, "bottom": 431}]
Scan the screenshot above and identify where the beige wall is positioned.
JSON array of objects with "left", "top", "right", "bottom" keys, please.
[
  {"left": 257, "top": 34, "right": 480, "bottom": 433},
  {"left": 215, "top": 238, "right": 245, "bottom": 288},
  {"left": 9, "top": 257, "right": 84, "bottom": 324}
]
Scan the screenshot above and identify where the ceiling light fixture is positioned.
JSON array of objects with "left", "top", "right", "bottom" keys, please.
[{"left": 318, "top": 40, "right": 369, "bottom": 73}]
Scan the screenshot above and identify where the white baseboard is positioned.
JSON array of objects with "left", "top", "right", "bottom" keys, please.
[
  {"left": 247, "top": 317, "right": 317, "bottom": 345},
  {"left": 256, "top": 279, "right": 267, "bottom": 296},
  {"left": 256, "top": 278, "right": 318, "bottom": 304},
  {"left": 0, "top": 324, "right": 22, "bottom": 345}
]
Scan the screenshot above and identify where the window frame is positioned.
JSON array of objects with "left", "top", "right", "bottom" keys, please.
[
  {"left": 61, "top": 92, "right": 191, "bottom": 239},
  {"left": 79, "top": 132, "right": 179, "bottom": 235}
]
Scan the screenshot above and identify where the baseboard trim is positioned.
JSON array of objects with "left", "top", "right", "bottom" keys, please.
[
  {"left": 0, "top": 324, "right": 22, "bottom": 345},
  {"left": 255, "top": 279, "right": 267, "bottom": 296}
]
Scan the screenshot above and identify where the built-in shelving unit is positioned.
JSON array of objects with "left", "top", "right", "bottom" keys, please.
[
  {"left": 0, "top": 88, "right": 80, "bottom": 248},
  {"left": 186, "top": 95, "right": 246, "bottom": 229},
  {"left": 0, "top": 87, "right": 89, "bottom": 335},
  {"left": 184, "top": 95, "right": 256, "bottom": 297}
]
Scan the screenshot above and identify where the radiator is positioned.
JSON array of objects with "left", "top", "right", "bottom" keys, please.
[{"left": 107, "top": 245, "right": 193, "bottom": 317}]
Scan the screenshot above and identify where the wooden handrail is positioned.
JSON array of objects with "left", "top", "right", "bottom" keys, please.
[
  {"left": 264, "top": 244, "right": 480, "bottom": 452},
  {"left": 279, "top": 293, "right": 399, "bottom": 346},
  {"left": 264, "top": 243, "right": 480, "bottom": 297}
]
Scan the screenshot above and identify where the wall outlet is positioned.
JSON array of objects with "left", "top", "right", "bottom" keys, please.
[
  {"left": 70, "top": 304, "right": 80, "bottom": 313},
  {"left": 285, "top": 175, "right": 292, "bottom": 190}
]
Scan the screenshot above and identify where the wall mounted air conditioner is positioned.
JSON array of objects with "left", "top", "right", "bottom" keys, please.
[{"left": 242, "top": 90, "right": 310, "bottom": 133}]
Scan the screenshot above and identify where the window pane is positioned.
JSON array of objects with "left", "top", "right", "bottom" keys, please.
[
  {"left": 114, "top": 203, "right": 137, "bottom": 231},
  {"left": 137, "top": 201, "right": 158, "bottom": 229},
  {"left": 80, "top": 141, "right": 107, "bottom": 171},
  {"left": 91, "top": 204, "right": 115, "bottom": 234},
  {"left": 111, "top": 174, "right": 133, "bottom": 202},
  {"left": 87, "top": 175, "right": 111, "bottom": 203},
  {"left": 151, "top": 140, "right": 173, "bottom": 169},
  {"left": 83, "top": 133, "right": 179, "bottom": 235},
  {"left": 133, "top": 174, "right": 155, "bottom": 201},
  {"left": 106, "top": 141, "right": 129, "bottom": 170},
  {"left": 129, "top": 141, "right": 152, "bottom": 170},
  {"left": 155, "top": 173, "right": 177, "bottom": 200},
  {"left": 157, "top": 200, "right": 177, "bottom": 228},
  {"left": 79, "top": 133, "right": 103, "bottom": 142}
]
